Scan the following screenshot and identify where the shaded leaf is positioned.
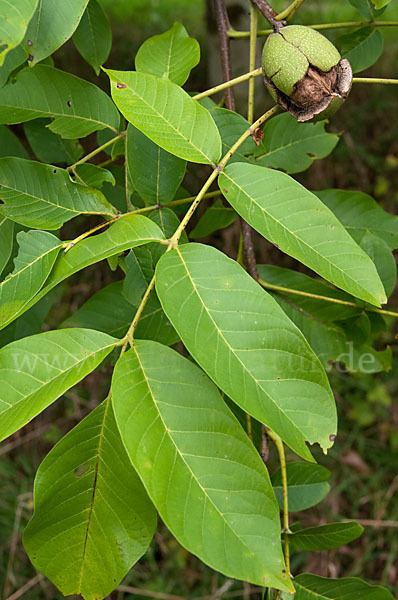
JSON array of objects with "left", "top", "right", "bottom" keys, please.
[
  {"left": 316, "top": 189, "right": 398, "bottom": 250},
  {"left": 75, "top": 164, "right": 115, "bottom": 189},
  {"left": 338, "top": 27, "right": 384, "bottom": 73},
  {"left": 135, "top": 22, "right": 200, "bottom": 86},
  {"left": 220, "top": 163, "right": 386, "bottom": 306},
  {"left": 0, "top": 230, "right": 62, "bottom": 330},
  {"left": 147, "top": 207, "right": 188, "bottom": 264},
  {"left": 190, "top": 199, "right": 236, "bottom": 238},
  {"left": 156, "top": 243, "right": 337, "bottom": 460},
  {"left": 0, "top": 157, "right": 117, "bottom": 229},
  {"left": 123, "top": 248, "right": 152, "bottom": 305},
  {"left": 24, "top": 118, "right": 83, "bottom": 164},
  {"left": 209, "top": 107, "right": 258, "bottom": 165},
  {"left": 72, "top": 0, "right": 111, "bottom": 75},
  {"left": 0, "top": 65, "right": 120, "bottom": 138},
  {"left": 112, "top": 340, "right": 292, "bottom": 592},
  {"left": 127, "top": 124, "right": 186, "bottom": 205},
  {"left": 284, "top": 574, "right": 394, "bottom": 600},
  {"left": 0, "top": 45, "right": 28, "bottom": 88},
  {"left": 255, "top": 113, "right": 339, "bottom": 174},
  {"left": 356, "top": 231, "right": 396, "bottom": 297},
  {"left": 271, "top": 462, "right": 331, "bottom": 512},
  {"left": 289, "top": 521, "right": 363, "bottom": 550},
  {"left": 0, "top": 217, "right": 14, "bottom": 276},
  {"left": 347, "top": 0, "right": 386, "bottom": 19},
  {"left": 23, "top": 0, "right": 89, "bottom": 66},
  {"left": 0, "top": 0, "right": 38, "bottom": 65},
  {"left": 0, "top": 125, "right": 29, "bottom": 159},
  {"left": 106, "top": 69, "right": 221, "bottom": 165},
  {"left": 24, "top": 398, "right": 157, "bottom": 600},
  {"left": 0, "top": 328, "right": 118, "bottom": 442},
  {"left": 62, "top": 281, "right": 179, "bottom": 346}
]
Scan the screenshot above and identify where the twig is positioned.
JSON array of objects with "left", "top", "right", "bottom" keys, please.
[
  {"left": 344, "top": 519, "right": 398, "bottom": 528},
  {"left": 66, "top": 132, "right": 125, "bottom": 171},
  {"left": 213, "top": 0, "right": 235, "bottom": 111},
  {"left": 240, "top": 218, "right": 259, "bottom": 281},
  {"left": 5, "top": 574, "right": 44, "bottom": 600},
  {"left": 249, "top": 0, "right": 286, "bottom": 29},
  {"left": 228, "top": 20, "right": 398, "bottom": 38},
  {"left": 352, "top": 77, "right": 398, "bottom": 84},
  {"left": 193, "top": 68, "right": 262, "bottom": 102},
  {"left": 117, "top": 585, "right": 184, "bottom": 600},
  {"left": 276, "top": 0, "right": 306, "bottom": 21},
  {"left": 247, "top": 1, "right": 258, "bottom": 124},
  {"left": 260, "top": 424, "right": 269, "bottom": 463}
]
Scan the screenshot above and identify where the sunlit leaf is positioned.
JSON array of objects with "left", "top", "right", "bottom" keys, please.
[
  {"left": 135, "top": 22, "right": 200, "bottom": 86},
  {"left": 0, "top": 65, "right": 120, "bottom": 138},
  {"left": 0, "top": 0, "right": 38, "bottom": 66},
  {"left": 156, "top": 243, "right": 337, "bottom": 460},
  {"left": 106, "top": 69, "right": 221, "bottom": 165},
  {"left": 112, "top": 340, "right": 293, "bottom": 592},
  {"left": 220, "top": 163, "right": 386, "bottom": 306},
  {"left": 0, "top": 328, "right": 118, "bottom": 442}
]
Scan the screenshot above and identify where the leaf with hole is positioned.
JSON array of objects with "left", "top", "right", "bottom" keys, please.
[
  {"left": 135, "top": 22, "right": 200, "bottom": 86},
  {"left": 219, "top": 163, "right": 386, "bottom": 306},
  {"left": 156, "top": 243, "right": 337, "bottom": 460},
  {"left": 24, "top": 398, "right": 157, "bottom": 600},
  {"left": 0, "top": 328, "right": 118, "bottom": 442},
  {"left": 0, "top": 157, "right": 117, "bottom": 229},
  {"left": 106, "top": 69, "right": 221, "bottom": 165},
  {"left": 0, "top": 65, "right": 120, "bottom": 138},
  {"left": 23, "top": 0, "right": 90, "bottom": 66},
  {"left": 0, "top": 0, "right": 38, "bottom": 66},
  {"left": 112, "top": 339, "right": 293, "bottom": 592}
]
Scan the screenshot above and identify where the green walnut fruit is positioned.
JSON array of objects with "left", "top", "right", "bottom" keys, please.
[{"left": 262, "top": 25, "right": 352, "bottom": 122}]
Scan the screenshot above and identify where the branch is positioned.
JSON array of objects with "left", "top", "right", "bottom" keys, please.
[
  {"left": 213, "top": 0, "right": 235, "bottom": 111},
  {"left": 228, "top": 20, "right": 398, "bottom": 38},
  {"left": 193, "top": 67, "right": 262, "bottom": 101},
  {"left": 352, "top": 77, "right": 398, "bottom": 84},
  {"left": 276, "top": 0, "right": 306, "bottom": 21},
  {"left": 66, "top": 132, "right": 125, "bottom": 171},
  {"left": 249, "top": 0, "right": 286, "bottom": 29}
]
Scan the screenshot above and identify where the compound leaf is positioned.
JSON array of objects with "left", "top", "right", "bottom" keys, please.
[
  {"left": 24, "top": 398, "right": 157, "bottom": 600},
  {"left": 112, "top": 340, "right": 292, "bottom": 592},
  {"left": 156, "top": 243, "right": 337, "bottom": 460}
]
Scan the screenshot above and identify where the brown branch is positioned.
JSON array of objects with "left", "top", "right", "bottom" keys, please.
[
  {"left": 250, "top": 0, "right": 286, "bottom": 29},
  {"left": 212, "top": 0, "right": 235, "bottom": 111},
  {"left": 240, "top": 217, "right": 259, "bottom": 281},
  {"left": 260, "top": 423, "right": 269, "bottom": 463}
]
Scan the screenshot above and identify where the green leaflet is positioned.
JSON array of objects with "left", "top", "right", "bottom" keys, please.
[
  {"left": 219, "top": 163, "right": 386, "bottom": 306},
  {"left": 24, "top": 398, "right": 157, "bottom": 600},
  {"left": 0, "top": 124, "right": 29, "bottom": 159},
  {"left": 347, "top": 0, "right": 386, "bottom": 19},
  {"left": 271, "top": 462, "right": 331, "bottom": 512},
  {"left": 10, "top": 214, "right": 165, "bottom": 323},
  {"left": 0, "top": 157, "right": 117, "bottom": 229},
  {"left": 338, "top": 27, "right": 384, "bottom": 73},
  {"left": 289, "top": 521, "right": 363, "bottom": 551},
  {"left": 106, "top": 69, "right": 221, "bottom": 165},
  {"left": 74, "top": 164, "right": 115, "bottom": 189},
  {"left": 72, "top": 0, "right": 112, "bottom": 75},
  {"left": 0, "top": 65, "right": 120, "bottom": 138},
  {"left": 135, "top": 22, "right": 200, "bottom": 86},
  {"left": 156, "top": 243, "right": 337, "bottom": 460},
  {"left": 23, "top": 0, "right": 89, "bottom": 66},
  {"left": 0, "top": 230, "right": 62, "bottom": 330},
  {"left": 0, "top": 0, "right": 38, "bottom": 66},
  {"left": 0, "top": 328, "right": 118, "bottom": 442},
  {"left": 24, "top": 118, "right": 83, "bottom": 164},
  {"left": 112, "top": 340, "right": 292, "bottom": 592},
  {"left": 255, "top": 113, "right": 339, "bottom": 174},
  {"left": 209, "top": 107, "right": 258, "bottom": 165},
  {"left": 127, "top": 124, "right": 186, "bottom": 205},
  {"left": 0, "top": 216, "right": 14, "bottom": 276},
  {"left": 284, "top": 574, "right": 394, "bottom": 600},
  {"left": 316, "top": 189, "right": 398, "bottom": 251},
  {"left": 62, "top": 281, "right": 179, "bottom": 346}
]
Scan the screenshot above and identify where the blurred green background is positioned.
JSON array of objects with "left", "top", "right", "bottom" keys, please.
[{"left": 1, "top": 1, "right": 397, "bottom": 599}]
